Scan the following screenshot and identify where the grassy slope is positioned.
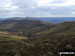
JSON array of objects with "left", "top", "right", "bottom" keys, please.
[
  {"left": 36, "top": 21, "right": 75, "bottom": 37},
  {"left": 0, "top": 31, "right": 28, "bottom": 56},
  {"left": 0, "top": 31, "right": 27, "bottom": 41}
]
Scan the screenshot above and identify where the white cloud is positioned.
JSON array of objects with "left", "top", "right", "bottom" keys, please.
[{"left": 37, "top": 0, "right": 75, "bottom": 7}]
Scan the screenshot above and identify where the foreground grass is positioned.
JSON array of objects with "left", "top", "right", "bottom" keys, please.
[{"left": 0, "top": 31, "right": 75, "bottom": 56}]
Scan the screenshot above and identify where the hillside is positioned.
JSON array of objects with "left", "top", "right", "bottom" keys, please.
[
  {"left": 0, "top": 18, "right": 55, "bottom": 37},
  {"left": 30, "top": 21, "right": 75, "bottom": 55},
  {"left": 0, "top": 21, "right": 75, "bottom": 56},
  {"left": 36, "top": 21, "right": 75, "bottom": 37}
]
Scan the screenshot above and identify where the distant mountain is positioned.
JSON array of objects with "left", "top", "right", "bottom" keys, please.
[
  {"left": 0, "top": 17, "right": 75, "bottom": 24},
  {"left": 28, "top": 17, "right": 75, "bottom": 24}
]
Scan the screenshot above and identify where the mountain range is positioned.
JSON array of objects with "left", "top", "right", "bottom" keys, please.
[{"left": 0, "top": 17, "right": 75, "bottom": 24}]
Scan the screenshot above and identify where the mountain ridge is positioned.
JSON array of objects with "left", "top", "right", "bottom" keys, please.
[{"left": 0, "top": 17, "right": 75, "bottom": 24}]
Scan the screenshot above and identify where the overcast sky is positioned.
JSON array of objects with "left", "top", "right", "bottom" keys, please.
[{"left": 0, "top": 0, "right": 75, "bottom": 18}]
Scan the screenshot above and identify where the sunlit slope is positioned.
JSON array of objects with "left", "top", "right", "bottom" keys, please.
[{"left": 0, "top": 31, "right": 27, "bottom": 41}]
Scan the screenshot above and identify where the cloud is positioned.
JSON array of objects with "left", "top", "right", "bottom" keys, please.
[
  {"left": 0, "top": 0, "right": 75, "bottom": 18},
  {"left": 37, "top": 0, "right": 75, "bottom": 7}
]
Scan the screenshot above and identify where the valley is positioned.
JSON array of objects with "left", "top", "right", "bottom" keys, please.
[{"left": 0, "top": 17, "right": 75, "bottom": 56}]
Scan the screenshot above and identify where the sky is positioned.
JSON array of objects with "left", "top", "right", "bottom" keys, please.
[{"left": 0, "top": 0, "right": 75, "bottom": 18}]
